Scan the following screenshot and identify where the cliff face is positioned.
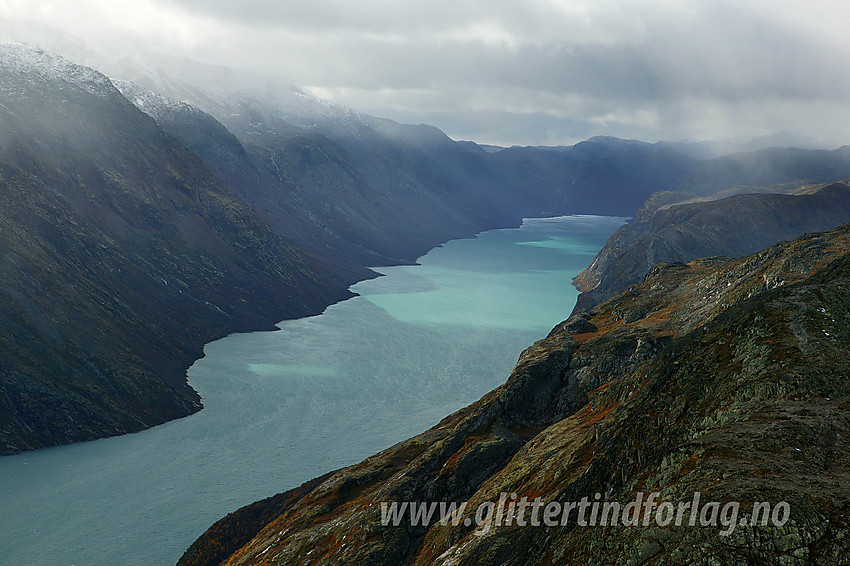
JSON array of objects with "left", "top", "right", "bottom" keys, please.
[
  {"left": 182, "top": 222, "right": 850, "bottom": 565},
  {"left": 572, "top": 181, "right": 850, "bottom": 312}
]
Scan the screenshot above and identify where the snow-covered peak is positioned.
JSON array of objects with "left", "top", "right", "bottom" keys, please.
[
  {"left": 0, "top": 41, "right": 115, "bottom": 98},
  {"left": 0, "top": 20, "right": 377, "bottom": 138},
  {"left": 0, "top": 26, "right": 434, "bottom": 145}
]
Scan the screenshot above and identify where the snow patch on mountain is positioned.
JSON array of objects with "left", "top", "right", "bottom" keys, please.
[
  {"left": 0, "top": 41, "right": 114, "bottom": 98},
  {"left": 111, "top": 78, "right": 201, "bottom": 122}
]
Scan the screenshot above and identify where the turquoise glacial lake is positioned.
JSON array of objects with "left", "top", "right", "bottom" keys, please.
[{"left": 0, "top": 215, "right": 625, "bottom": 565}]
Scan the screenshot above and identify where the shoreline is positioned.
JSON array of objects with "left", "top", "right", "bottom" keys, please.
[
  {"left": 0, "top": 217, "right": 537, "bottom": 458},
  {"left": 0, "top": 214, "right": 623, "bottom": 566}
]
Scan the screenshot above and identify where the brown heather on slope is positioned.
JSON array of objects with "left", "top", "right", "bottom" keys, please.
[{"left": 181, "top": 223, "right": 850, "bottom": 565}]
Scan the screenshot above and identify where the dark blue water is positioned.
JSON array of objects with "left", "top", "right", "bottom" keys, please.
[{"left": 0, "top": 215, "right": 624, "bottom": 565}]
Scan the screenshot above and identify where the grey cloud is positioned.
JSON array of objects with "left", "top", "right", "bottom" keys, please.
[
  {"left": 202, "top": 1, "right": 850, "bottom": 101},
  {"left": 6, "top": 0, "right": 850, "bottom": 146},
  {"left": 161, "top": 0, "right": 526, "bottom": 33}
]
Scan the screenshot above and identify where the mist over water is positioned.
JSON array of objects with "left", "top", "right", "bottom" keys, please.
[{"left": 0, "top": 215, "right": 624, "bottom": 566}]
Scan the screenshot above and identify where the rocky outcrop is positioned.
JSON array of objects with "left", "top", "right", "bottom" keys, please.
[
  {"left": 183, "top": 222, "right": 850, "bottom": 565},
  {"left": 573, "top": 181, "right": 850, "bottom": 312}
]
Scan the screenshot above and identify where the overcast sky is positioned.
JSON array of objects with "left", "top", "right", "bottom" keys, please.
[{"left": 2, "top": 0, "right": 849, "bottom": 147}]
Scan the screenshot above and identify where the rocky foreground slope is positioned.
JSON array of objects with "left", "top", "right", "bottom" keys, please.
[{"left": 182, "top": 223, "right": 850, "bottom": 565}]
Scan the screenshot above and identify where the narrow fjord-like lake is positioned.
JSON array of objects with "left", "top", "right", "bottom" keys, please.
[{"left": 0, "top": 215, "right": 624, "bottom": 566}]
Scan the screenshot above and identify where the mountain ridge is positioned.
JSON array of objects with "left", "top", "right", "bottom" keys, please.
[{"left": 572, "top": 180, "right": 850, "bottom": 312}]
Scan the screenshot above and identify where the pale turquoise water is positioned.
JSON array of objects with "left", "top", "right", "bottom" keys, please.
[{"left": 0, "top": 215, "right": 625, "bottom": 566}]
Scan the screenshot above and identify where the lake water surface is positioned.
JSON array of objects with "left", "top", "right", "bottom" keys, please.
[{"left": 0, "top": 215, "right": 624, "bottom": 566}]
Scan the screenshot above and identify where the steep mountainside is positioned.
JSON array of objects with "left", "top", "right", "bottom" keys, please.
[
  {"left": 573, "top": 181, "right": 850, "bottom": 311},
  {"left": 6, "top": 21, "right": 850, "bottom": 227},
  {"left": 111, "top": 80, "right": 392, "bottom": 266},
  {"left": 0, "top": 44, "right": 355, "bottom": 454},
  {"left": 113, "top": 81, "right": 705, "bottom": 262},
  {"left": 182, "top": 222, "right": 850, "bottom": 565},
  {"left": 112, "top": 79, "right": 850, "bottom": 270}
]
